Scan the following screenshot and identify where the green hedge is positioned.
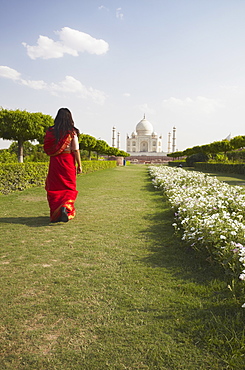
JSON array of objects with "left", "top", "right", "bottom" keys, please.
[
  {"left": 81, "top": 160, "right": 117, "bottom": 174},
  {"left": 0, "top": 163, "right": 49, "bottom": 194},
  {"left": 0, "top": 160, "right": 117, "bottom": 195},
  {"left": 194, "top": 162, "right": 245, "bottom": 174}
]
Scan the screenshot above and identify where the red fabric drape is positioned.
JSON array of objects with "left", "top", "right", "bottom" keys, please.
[
  {"left": 44, "top": 129, "right": 72, "bottom": 156},
  {"left": 44, "top": 129, "right": 78, "bottom": 222}
]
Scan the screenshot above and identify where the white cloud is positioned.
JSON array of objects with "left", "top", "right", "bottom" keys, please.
[
  {"left": 20, "top": 79, "right": 48, "bottom": 90},
  {"left": 123, "top": 92, "right": 131, "bottom": 97},
  {"left": 116, "top": 8, "right": 124, "bottom": 20},
  {"left": 58, "top": 27, "right": 109, "bottom": 55},
  {"left": 0, "top": 65, "right": 106, "bottom": 104},
  {"left": 22, "top": 36, "right": 72, "bottom": 60},
  {"left": 98, "top": 5, "right": 109, "bottom": 11},
  {"left": 162, "top": 96, "right": 223, "bottom": 114},
  {"left": 0, "top": 66, "right": 21, "bottom": 80},
  {"left": 22, "top": 27, "right": 109, "bottom": 60},
  {"left": 50, "top": 76, "right": 107, "bottom": 104}
]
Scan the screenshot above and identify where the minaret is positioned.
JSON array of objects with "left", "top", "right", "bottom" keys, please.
[
  {"left": 168, "top": 132, "right": 171, "bottom": 153},
  {"left": 112, "top": 126, "right": 116, "bottom": 147},
  {"left": 172, "top": 127, "right": 176, "bottom": 153},
  {"left": 117, "top": 132, "right": 120, "bottom": 149}
]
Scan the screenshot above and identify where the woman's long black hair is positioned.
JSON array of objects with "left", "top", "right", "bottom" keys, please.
[{"left": 52, "top": 108, "right": 79, "bottom": 143}]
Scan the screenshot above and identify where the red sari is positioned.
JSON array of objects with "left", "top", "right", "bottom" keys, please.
[{"left": 44, "top": 128, "right": 78, "bottom": 222}]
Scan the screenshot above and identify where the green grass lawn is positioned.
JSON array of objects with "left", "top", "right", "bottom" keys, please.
[{"left": 0, "top": 165, "right": 245, "bottom": 369}]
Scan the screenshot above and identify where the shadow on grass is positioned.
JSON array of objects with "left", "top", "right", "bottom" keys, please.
[
  {"left": 142, "top": 173, "right": 224, "bottom": 284},
  {"left": 142, "top": 206, "right": 221, "bottom": 285},
  {"left": 0, "top": 216, "right": 50, "bottom": 227}
]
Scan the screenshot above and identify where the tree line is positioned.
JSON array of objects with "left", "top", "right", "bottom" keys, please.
[
  {"left": 0, "top": 108, "right": 129, "bottom": 162},
  {"left": 168, "top": 136, "right": 245, "bottom": 158}
]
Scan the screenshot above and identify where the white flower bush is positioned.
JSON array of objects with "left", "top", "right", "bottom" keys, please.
[{"left": 149, "top": 165, "right": 245, "bottom": 305}]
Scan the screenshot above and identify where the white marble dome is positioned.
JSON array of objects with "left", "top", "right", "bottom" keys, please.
[
  {"left": 136, "top": 116, "right": 153, "bottom": 135},
  {"left": 127, "top": 114, "right": 163, "bottom": 154}
]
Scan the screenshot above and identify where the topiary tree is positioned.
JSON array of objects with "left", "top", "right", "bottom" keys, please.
[
  {"left": 167, "top": 150, "right": 184, "bottom": 158},
  {"left": 186, "top": 152, "right": 209, "bottom": 167},
  {"left": 209, "top": 140, "right": 232, "bottom": 155},
  {"left": 199, "top": 144, "right": 210, "bottom": 154},
  {"left": 8, "top": 142, "right": 49, "bottom": 162},
  {"left": 105, "top": 147, "right": 121, "bottom": 156},
  {"left": 0, "top": 108, "right": 53, "bottom": 162},
  {"left": 9, "top": 141, "right": 36, "bottom": 158},
  {"left": 183, "top": 147, "right": 196, "bottom": 156},
  {"left": 79, "top": 134, "right": 97, "bottom": 160},
  {"left": 117, "top": 150, "right": 130, "bottom": 157},
  {"left": 230, "top": 136, "right": 245, "bottom": 150},
  {"left": 94, "top": 139, "right": 110, "bottom": 159}
]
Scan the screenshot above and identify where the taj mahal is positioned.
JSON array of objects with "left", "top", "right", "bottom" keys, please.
[
  {"left": 112, "top": 115, "right": 176, "bottom": 160},
  {"left": 126, "top": 115, "right": 163, "bottom": 155}
]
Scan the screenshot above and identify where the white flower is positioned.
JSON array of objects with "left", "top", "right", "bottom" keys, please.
[
  {"left": 239, "top": 273, "right": 245, "bottom": 281},
  {"left": 149, "top": 164, "right": 245, "bottom": 293}
]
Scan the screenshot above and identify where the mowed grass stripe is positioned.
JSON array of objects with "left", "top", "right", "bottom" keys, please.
[{"left": 0, "top": 165, "right": 243, "bottom": 369}]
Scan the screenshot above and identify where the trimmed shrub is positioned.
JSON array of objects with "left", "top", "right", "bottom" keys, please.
[
  {"left": 0, "top": 160, "right": 117, "bottom": 195},
  {"left": 194, "top": 162, "right": 245, "bottom": 174},
  {"left": 186, "top": 152, "right": 209, "bottom": 167},
  {"left": 0, "top": 150, "right": 18, "bottom": 163},
  {"left": 0, "top": 163, "right": 49, "bottom": 194},
  {"left": 81, "top": 160, "right": 117, "bottom": 174}
]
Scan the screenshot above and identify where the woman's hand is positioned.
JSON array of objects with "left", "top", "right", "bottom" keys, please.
[{"left": 77, "top": 166, "right": 82, "bottom": 174}]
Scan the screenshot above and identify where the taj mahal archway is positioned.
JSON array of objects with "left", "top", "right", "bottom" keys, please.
[{"left": 140, "top": 141, "right": 148, "bottom": 152}]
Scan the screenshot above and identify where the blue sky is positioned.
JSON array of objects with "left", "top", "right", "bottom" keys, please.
[{"left": 1, "top": 0, "right": 245, "bottom": 151}]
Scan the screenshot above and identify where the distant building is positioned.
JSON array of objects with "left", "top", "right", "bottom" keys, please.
[{"left": 126, "top": 115, "right": 163, "bottom": 154}]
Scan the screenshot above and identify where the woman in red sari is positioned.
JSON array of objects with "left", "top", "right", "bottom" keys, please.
[{"left": 44, "top": 108, "right": 82, "bottom": 223}]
